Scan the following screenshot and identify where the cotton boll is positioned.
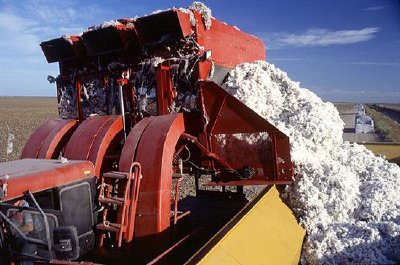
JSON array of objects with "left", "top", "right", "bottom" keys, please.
[
  {"left": 222, "top": 61, "right": 400, "bottom": 264},
  {"left": 189, "top": 1, "right": 213, "bottom": 29}
]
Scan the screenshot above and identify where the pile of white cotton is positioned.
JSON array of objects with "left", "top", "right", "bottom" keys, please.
[{"left": 222, "top": 61, "right": 400, "bottom": 264}]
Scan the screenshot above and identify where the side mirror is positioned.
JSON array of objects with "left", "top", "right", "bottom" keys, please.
[{"left": 53, "top": 226, "right": 79, "bottom": 260}]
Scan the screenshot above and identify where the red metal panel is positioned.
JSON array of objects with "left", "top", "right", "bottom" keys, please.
[
  {"left": 176, "top": 10, "right": 194, "bottom": 37},
  {"left": 156, "top": 65, "right": 175, "bottom": 115},
  {"left": 198, "top": 81, "right": 294, "bottom": 183},
  {"left": 199, "top": 81, "right": 277, "bottom": 134},
  {"left": 134, "top": 10, "right": 192, "bottom": 44},
  {"left": 197, "top": 61, "right": 213, "bottom": 80},
  {"left": 134, "top": 114, "right": 184, "bottom": 237},
  {"left": 0, "top": 159, "right": 94, "bottom": 201},
  {"left": 21, "top": 119, "right": 78, "bottom": 159},
  {"left": 119, "top": 114, "right": 185, "bottom": 238},
  {"left": 64, "top": 116, "right": 123, "bottom": 177},
  {"left": 81, "top": 21, "right": 138, "bottom": 55},
  {"left": 86, "top": 117, "right": 123, "bottom": 176},
  {"left": 64, "top": 117, "right": 107, "bottom": 159},
  {"left": 119, "top": 117, "right": 155, "bottom": 172},
  {"left": 37, "top": 120, "right": 78, "bottom": 159},
  {"left": 40, "top": 36, "right": 86, "bottom": 63},
  {"left": 193, "top": 12, "right": 266, "bottom": 68}
]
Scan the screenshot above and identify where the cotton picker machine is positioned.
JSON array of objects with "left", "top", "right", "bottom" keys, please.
[{"left": 0, "top": 5, "right": 305, "bottom": 265}]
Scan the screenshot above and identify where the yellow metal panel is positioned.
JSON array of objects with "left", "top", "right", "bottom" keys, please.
[
  {"left": 197, "top": 186, "right": 305, "bottom": 265},
  {"left": 199, "top": 245, "right": 241, "bottom": 265},
  {"left": 362, "top": 143, "right": 400, "bottom": 164}
]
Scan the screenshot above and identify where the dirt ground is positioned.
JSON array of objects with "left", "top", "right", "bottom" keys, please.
[
  {"left": 376, "top": 103, "right": 400, "bottom": 112},
  {"left": 373, "top": 104, "right": 400, "bottom": 124},
  {"left": 0, "top": 97, "right": 58, "bottom": 162},
  {"left": 2, "top": 99, "right": 398, "bottom": 162}
]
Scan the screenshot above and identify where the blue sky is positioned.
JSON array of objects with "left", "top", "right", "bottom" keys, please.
[{"left": 0, "top": 0, "right": 399, "bottom": 103}]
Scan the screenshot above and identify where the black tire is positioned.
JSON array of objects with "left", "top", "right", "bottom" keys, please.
[{"left": 0, "top": 228, "right": 7, "bottom": 265}]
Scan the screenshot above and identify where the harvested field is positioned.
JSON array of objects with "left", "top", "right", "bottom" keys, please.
[
  {"left": 365, "top": 104, "right": 400, "bottom": 142},
  {"left": 371, "top": 104, "right": 400, "bottom": 124},
  {"left": 0, "top": 97, "right": 58, "bottom": 162},
  {"left": 376, "top": 103, "right": 400, "bottom": 112}
]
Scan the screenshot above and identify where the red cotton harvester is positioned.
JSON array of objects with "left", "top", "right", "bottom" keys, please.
[{"left": 0, "top": 4, "right": 305, "bottom": 265}]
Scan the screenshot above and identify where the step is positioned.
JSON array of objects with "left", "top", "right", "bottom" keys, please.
[
  {"left": 104, "top": 154, "right": 120, "bottom": 160},
  {"left": 96, "top": 222, "right": 125, "bottom": 233},
  {"left": 99, "top": 196, "right": 127, "bottom": 206},
  {"left": 103, "top": 171, "right": 130, "bottom": 179}
]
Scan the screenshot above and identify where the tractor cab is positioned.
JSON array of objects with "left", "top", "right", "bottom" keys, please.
[{"left": 0, "top": 159, "right": 96, "bottom": 264}]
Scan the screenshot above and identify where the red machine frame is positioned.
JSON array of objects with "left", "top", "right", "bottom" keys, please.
[{"left": 8, "top": 7, "right": 296, "bottom": 263}]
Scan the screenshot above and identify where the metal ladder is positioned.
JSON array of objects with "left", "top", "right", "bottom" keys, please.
[{"left": 97, "top": 162, "right": 142, "bottom": 248}]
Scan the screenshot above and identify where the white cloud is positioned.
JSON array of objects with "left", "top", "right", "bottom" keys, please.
[
  {"left": 363, "top": 5, "right": 388, "bottom": 11},
  {"left": 0, "top": 12, "right": 38, "bottom": 31},
  {"left": 350, "top": 61, "right": 400, "bottom": 67},
  {"left": 0, "top": 1, "right": 106, "bottom": 38},
  {"left": 22, "top": 1, "right": 107, "bottom": 25},
  {"left": 0, "top": 1, "right": 108, "bottom": 61},
  {"left": 263, "top": 28, "right": 380, "bottom": 49},
  {"left": 0, "top": 1, "right": 103, "bottom": 96},
  {"left": 0, "top": 12, "right": 41, "bottom": 54},
  {"left": 268, "top": 58, "right": 302, "bottom": 61},
  {"left": 58, "top": 25, "right": 86, "bottom": 35},
  {"left": 24, "top": 2, "right": 76, "bottom": 23}
]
